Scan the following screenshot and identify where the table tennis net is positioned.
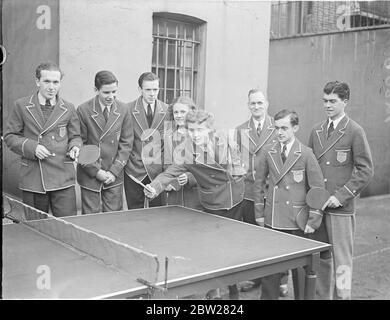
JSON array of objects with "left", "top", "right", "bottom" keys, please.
[{"left": 4, "top": 196, "right": 160, "bottom": 284}]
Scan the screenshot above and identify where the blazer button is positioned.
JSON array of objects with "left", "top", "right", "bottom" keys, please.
[
  {"left": 286, "top": 201, "right": 290, "bottom": 205},
  {"left": 324, "top": 178, "right": 328, "bottom": 182},
  {"left": 275, "top": 186, "right": 278, "bottom": 189},
  {"left": 286, "top": 186, "right": 290, "bottom": 190},
  {"left": 326, "top": 161, "right": 330, "bottom": 165},
  {"left": 39, "top": 135, "right": 42, "bottom": 139},
  {"left": 111, "top": 140, "right": 114, "bottom": 144}
]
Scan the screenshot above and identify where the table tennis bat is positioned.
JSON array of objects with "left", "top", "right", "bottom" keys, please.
[
  {"left": 77, "top": 145, "right": 100, "bottom": 165},
  {"left": 129, "top": 174, "right": 154, "bottom": 208},
  {"left": 306, "top": 187, "right": 331, "bottom": 211}
]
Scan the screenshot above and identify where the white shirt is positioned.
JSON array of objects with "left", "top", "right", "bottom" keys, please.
[
  {"left": 327, "top": 114, "right": 345, "bottom": 131},
  {"left": 280, "top": 137, "right": 295, "bottom": 158},
  {"left": 142, "top": 99, "right": 155, "bottom": 115},
  {"left": 38, "top": 92, "right": 56, "bottom": 106},
  {"left": 252, "top": 117, "right": 265, "bottom": 132},
  {"left": 99, "top": 99, "right": 111, "bottom": 114}
]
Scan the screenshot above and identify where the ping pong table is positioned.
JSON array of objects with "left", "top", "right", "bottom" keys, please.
[{"left": 2, "top": 197, "right": 330, "bottom": 299}]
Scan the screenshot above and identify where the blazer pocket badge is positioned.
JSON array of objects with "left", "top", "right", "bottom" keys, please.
[
  {"left": 336, "top": 151, "right": 347, "bottom": 163},
  {"left": 59, "top": 126, "right": 67, "bottom": 138},
  {"left": 292, "top": 170, "right": 304, "bottom": 183}
]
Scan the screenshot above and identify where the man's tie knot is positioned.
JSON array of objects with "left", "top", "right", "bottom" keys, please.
[
  {"left": 147, "top": 103, "right": 153, "bottom": 127},
  {"left": 327, "top": 121, "right": 334, "bottom": 139},
  {"left": 103, "top": 107, "right": 109, "bottom": 122},
  {"left": 256, "top": 124, "right": 262, "bottom": 137},
  {"left": 281, "top": 143, "right": 287, "bottom": 164},
  {"left": 45, "top": 99, "right": 52, "bottom": 107}
]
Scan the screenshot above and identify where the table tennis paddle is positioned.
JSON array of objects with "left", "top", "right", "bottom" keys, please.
[
  {"left": 129, "top": 174, "right": 154, "bottom": 208},
  {"left": 77, "top": 145, "right": 100, "bottom": 165},
  {"left": 306, "top": 187, "right": 331, "bottom": 211}
]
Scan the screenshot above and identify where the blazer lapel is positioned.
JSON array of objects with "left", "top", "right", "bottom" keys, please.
[
  {"left": 275, "top": 140, "right": 302, "bottom": 185},
  {"left": 243, "top": 119, "right": 258, "bottom": 150},
  {"left": 317, "top": 116, "right": 349, "bottom": 159},
  {"left": 268, "top": 141, "right": 283, "bottom": 176},
  {"left": 91, "top": 97, "right": 106, "bottom": 132},
  {"left": 254, "top": 115, "right": 276, "bottom": 154},
  {"left": 101, "top": 100, "right": 121, "bottom": 140},
  {"left": 25, "top": 94, "right": 45, "bottom": 130},
  {"left": 41, "top": 97, "right": 68, "bottom": 135},
  {"left": 132, "top": 97, "right": 149, "bottom": 132}
]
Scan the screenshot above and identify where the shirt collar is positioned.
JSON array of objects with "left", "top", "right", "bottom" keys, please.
[
  {"left": 280, "top": 137, "right": 295, "bottom": 157},
  {"left": 328, "top": 114, "right": 345, "bottom": 130},
  {"left": 38, "top": 92, "right": 56, "bottom": 106},
  {"left": 252, "top": 117, "right": 265, "bottom": 130},
  {"left": 98, "top": 98, "right": 111, "bottom": 113},
  {"left": 142, "top": 99, "right": 155, "bottom": 113}
]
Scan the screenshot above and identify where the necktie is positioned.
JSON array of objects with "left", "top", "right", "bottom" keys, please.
[
  {"left": 147, "top": 104, "right": 153, "bottom": 127},
  {"left": 41, "top": 99, "right": 53, "bottom": 123},
  {"left": 256, "top": 124, "right": 262, "bottom": 137},
  {"left": 327, "top": 121, "right": 334, "bottom": 139},
  {"left": 281, "top": 144, "right": 287, "bottom": 164},
  {"left": 103, "top": 107, "right": 109, "bottom": 122}
]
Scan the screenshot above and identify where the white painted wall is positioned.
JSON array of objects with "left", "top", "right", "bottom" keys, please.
[{"left": 60, "top": 0, "right": 271, "bottom": 130}]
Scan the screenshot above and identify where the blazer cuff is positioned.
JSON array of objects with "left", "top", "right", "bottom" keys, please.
[{"left": 23, "top": 139, "right": 39, "bottom": 159}]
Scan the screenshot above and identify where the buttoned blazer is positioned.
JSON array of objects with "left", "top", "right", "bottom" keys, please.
[
  {"left": 124, "top": 97, "right": 169, "bottom": 181},
  {"left": 235, "top": 115, "right": 277, "bottom": 200},
  {"left": 4, "top": 93, "right": 82, "bottom": 193},
  {"left": 150, "top": 132, "right": 247, "bottom": 211},
  {"left": 76, "top": 96, "right": 133, "bottom": 191},
  {"left": 308, "top": 115, "right": 374, "bottom": 215},
  {"left": 254, "top": 139, "right": 325, "bottom": 230}
]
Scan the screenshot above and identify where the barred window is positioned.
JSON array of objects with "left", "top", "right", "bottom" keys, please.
[
  {"left": 152, "top": 13, "right": 206, "bottom": 105},
  {"left": 271, "top": 1, "right": 390, "bottom": 39}
]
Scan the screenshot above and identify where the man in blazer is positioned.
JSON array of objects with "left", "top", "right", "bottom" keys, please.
[
  {"left": 235, "top": 89, "right": 277, "bottom": 224},
  {"left": 76, "top": 71, "right": 133, "bottom": 214},
  {"left": 308, "top": 81, "right": 374, "bottom": 300},
  {"left": 254, "top": 109, "right": 325, "bottom": 299},
  {"left": 124, "top": 72, "right": 169, "bottom": 209},
  {"left": 144, "top": 109, "right": 247, "bottom": 299},
  {"left": 235, "top": 89, "right": 278, "bottom": 293},
  {"left": 4, "top": 62, "right": 81, "bottom": 217}
]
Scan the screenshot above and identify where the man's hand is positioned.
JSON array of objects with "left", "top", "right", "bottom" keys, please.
[
  {"left": 104, "top": 171, "right": 116, "bottom": 185},
  {"left": 96, "top": 169, "right": 108, "bottom": 182},
  {"left": 255, "top": 217, "right": 265, "bottom": 227},
  {"left": 35, "top": 145, "right": 52, "bottom": 160},
  {"left": 68, "top": 146, "right": 80, "bottom": 160},
  {"left": 177, "top": 173, "right": 188, "bottom": 186},
  {"left": 304, "top": 224, "right": 315, "bottom": 234},
  {"left": 144, "top": 184, "right": 157, "bottom": 199},
  {"left": 322, "top": 195, "right": 342, "bottom": 210}
]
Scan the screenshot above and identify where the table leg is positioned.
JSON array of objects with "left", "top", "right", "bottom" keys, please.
[
  {"left": 292, "top": 267, "right": 305, "bottom": 300},
  {"left": 305, "top": 252, "right": 320, "bottom": 300}
]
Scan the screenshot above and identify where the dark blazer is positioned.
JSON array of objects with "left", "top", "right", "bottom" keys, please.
[
  {"left": 163, "top": 127, "right": 202, "bottom": 211},
  {"left": 76, "top": 97, "right": 133, "bottom": 192},
  {"left": 124, "top": 97, "right": 169, "bottom": 181},
  {"left": 150, "top": 131, "right": 247, "bottom": 211},
  {"left": 308, "top": 115, "right": 374, "bottom": 215},
  {"left": 235, "top": 115, "right": 277, "bottom": 201},
  {"left": 4, "top": 93, "right": 82, "bottom": 193},
  {"left": 254, "top": 139, "right": 325, "bottom": 231}
]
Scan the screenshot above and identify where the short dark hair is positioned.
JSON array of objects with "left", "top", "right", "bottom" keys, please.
[
  {"left": 274, "top": 109, "right": 299, "bottom": 126},
  {"left": 323, "top": 81, "right": 350, "bottom": 101},
  {"left": 138, "top": 72, "right": 159, "bottom": 88},
  {"left": 35, "top": 62, "right": 63, "bottom": 79},
  {"left": 94, "top": 70, "right": 118, "bottom": 90}
]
